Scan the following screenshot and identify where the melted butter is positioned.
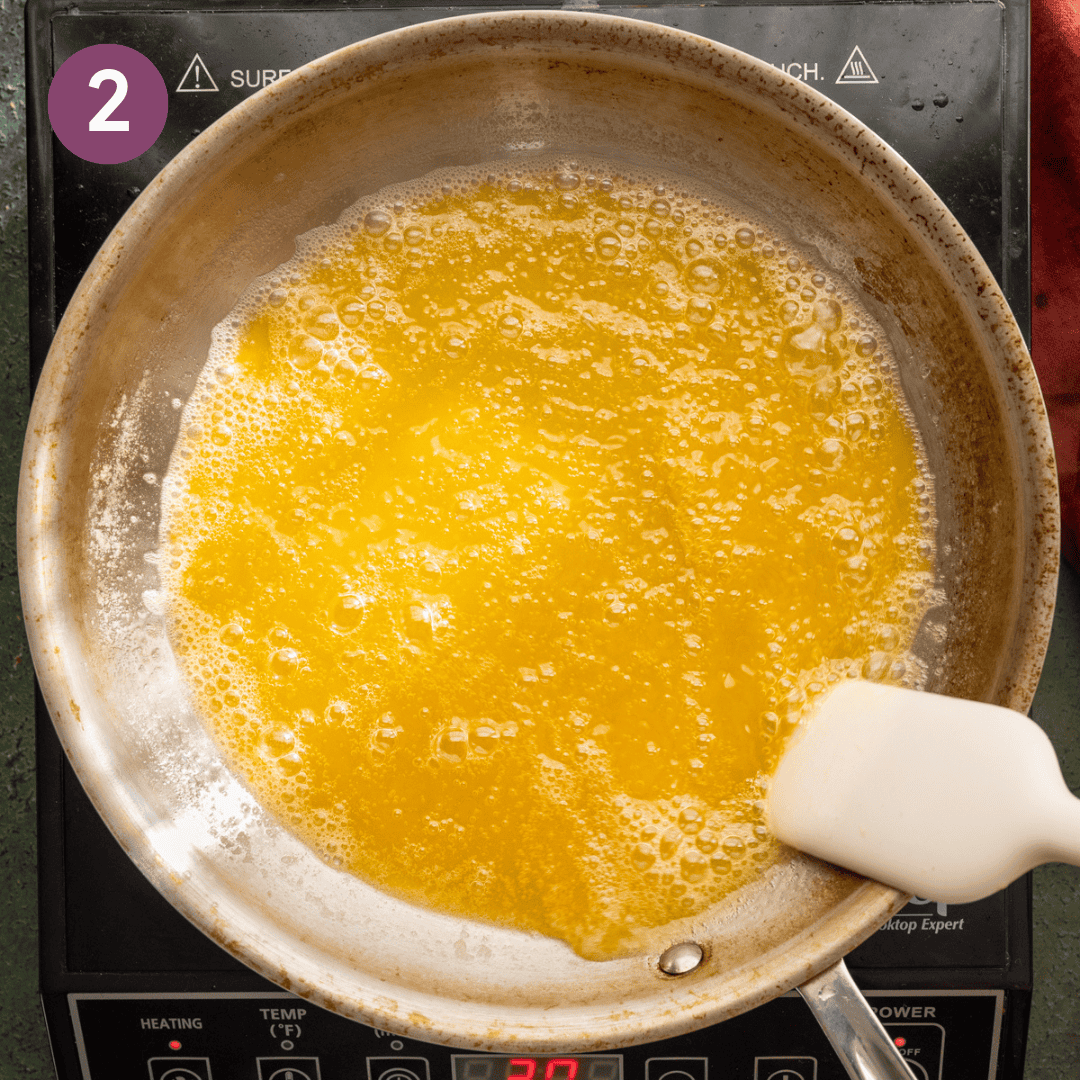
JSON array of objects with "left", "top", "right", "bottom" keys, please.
[{"left": 161, "top": 164, "right": 936, "bottom": 960}]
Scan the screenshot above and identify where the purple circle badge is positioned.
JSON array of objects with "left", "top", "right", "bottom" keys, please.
[{"left": 48, "top": 43, "right": 168, "bottom": 165}]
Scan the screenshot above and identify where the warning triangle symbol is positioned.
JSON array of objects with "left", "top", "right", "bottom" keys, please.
[
  {"left": 836, "top": 46, "right": 879, "bottom": 85},
  {"left": 176, "top": 53, "right": 219, "bottom": 93}
]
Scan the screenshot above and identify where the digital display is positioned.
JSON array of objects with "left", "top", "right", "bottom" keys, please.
[{"left": 452, "top": 1056, "right": 623, "bottom": 1080}]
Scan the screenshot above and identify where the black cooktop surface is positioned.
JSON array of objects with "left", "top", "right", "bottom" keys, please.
[
  {"left": 26, "top": 3, "right": 1034, "bottom": 1078},
  {"left": 28, "top": 0, "right": 1031, "bottom": 984}
]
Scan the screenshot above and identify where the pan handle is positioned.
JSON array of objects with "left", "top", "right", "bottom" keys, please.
[{"left": 797, "top": 958, "right": 917, "bottom": 1080}]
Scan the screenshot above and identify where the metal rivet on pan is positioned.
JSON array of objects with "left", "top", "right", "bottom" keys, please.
[{"left": 658, "top": 941, "right": 705, "bottom": 975}]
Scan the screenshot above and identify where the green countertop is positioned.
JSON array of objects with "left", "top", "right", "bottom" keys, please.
[
  {"left": 0, "top": 1, "right": 45, "bottom": 1075},
  {"left": 1, "top": 1, "right": 1077, "bottom": 1075}
]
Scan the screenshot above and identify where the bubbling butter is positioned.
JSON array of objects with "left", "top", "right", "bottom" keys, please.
[{"left": 161, "top": 161, "right": 936, "bottom": 960}]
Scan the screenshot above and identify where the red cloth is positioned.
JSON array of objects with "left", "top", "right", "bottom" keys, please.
[{"left": 1032, "top": 0, "right": 1080, "bottom": 569}]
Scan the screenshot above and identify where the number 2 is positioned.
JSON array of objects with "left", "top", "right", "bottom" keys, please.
[{"left": 88, "top": 68, "right": 129, "bottom": 132}]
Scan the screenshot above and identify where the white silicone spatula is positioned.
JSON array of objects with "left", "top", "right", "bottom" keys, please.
[{"left": 767, "top": 680, "right": 1080, "bottom": 902}]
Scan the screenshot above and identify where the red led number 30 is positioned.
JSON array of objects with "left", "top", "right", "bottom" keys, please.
[{"left": 509, "top": 1061, "right": 579, "bottom": 1080}]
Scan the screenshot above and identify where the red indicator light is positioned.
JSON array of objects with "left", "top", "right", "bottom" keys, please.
[
  {"left": 169, "top": 1040, "right": 182, "bottom": 1051},
  {"left": 893, "top": 1037, "right": 906, "bottom": 1048}
]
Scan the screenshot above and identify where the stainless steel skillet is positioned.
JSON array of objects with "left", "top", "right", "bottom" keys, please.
[{"left": 18, "top": 11, "right": 1057, "bottom": 1076}]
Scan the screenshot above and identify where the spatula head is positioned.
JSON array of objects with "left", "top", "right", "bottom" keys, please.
[{"left": 766, "top": 680, "right": 1071, "bottom": 903}]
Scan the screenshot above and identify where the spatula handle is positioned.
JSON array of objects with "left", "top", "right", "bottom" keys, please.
[
  {"left": 1036, "top": 782, "right": 1080, "bottom": 870},
  {"left": 798, "top": 958, "right": 917, "bottom": 1080}
]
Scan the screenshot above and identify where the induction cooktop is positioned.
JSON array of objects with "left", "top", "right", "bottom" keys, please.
[{"left": 26, "top": 3, "right": 1034, "bottom": 1078}]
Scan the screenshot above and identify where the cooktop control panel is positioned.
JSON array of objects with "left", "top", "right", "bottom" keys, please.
[{"left": 69, "top": 991, "right": 1003, "bottom": 1080}]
